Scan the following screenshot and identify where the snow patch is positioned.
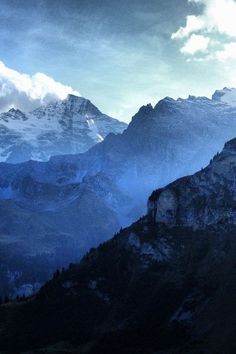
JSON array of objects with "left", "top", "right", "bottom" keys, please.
[{"left": 87, "top": 119, "right": 104, "bottom": 142}]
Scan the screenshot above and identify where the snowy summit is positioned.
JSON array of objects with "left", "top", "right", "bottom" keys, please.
[{"left": 0, "top": 94, "right": 127, "bottom": 163}]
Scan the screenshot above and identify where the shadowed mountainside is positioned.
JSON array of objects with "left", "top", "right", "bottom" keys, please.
[{"left": 1, "top": 138, "right": 236, "bottom": 353}]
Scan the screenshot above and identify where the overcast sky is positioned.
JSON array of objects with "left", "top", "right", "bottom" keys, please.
[{"left": 1, "top": 0, "right": 236, "bottom": 122}]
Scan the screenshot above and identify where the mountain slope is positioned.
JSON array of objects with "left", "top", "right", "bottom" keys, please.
[
  {"left": 0, "top": 95, "right": 127, "bottom": 163},
  {"left": 0, "top": 172, "right": 125, "bottom": 298},
  {"left": 1, "top": 137, "right": 236, "bottom": 353}
]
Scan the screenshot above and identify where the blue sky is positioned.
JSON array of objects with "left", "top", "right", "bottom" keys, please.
[{"left": 0, "top": 0, "right": 236, "bottom": 122}]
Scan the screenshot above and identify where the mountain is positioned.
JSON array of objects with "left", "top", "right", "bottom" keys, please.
[
  {"left": 0, "top": 94, "right": 127, "bottom": 163},
  {"left": 69, "top": 87, "right": 236, "bottom": 202},
  {"left": 8, "top": 86, "right": 236, "bottom": 219},
  {"left": 2, "top": 88, "right": 236, "bottom": 297},
  {"left": 212, "top": 86, "right": 236, "bottom": 105},
  {"left": 1, "top": 137, "right": 236, "bottom": 353}
]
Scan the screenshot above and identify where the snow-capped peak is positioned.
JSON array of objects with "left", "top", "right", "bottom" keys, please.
[
  {"left": 0, "top": 95, "right": 127, "bottom": 163},
  {"left": 0, "top": 108, "right": 27, "bottom": 122},
  {"left": 64, "top": 94, "right": 101, "bottom": 116},
  {"left": 212, "top": 87, "right": 236, "bottom": 106}
]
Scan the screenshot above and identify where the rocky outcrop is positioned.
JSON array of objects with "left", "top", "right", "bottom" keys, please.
[
  {"left": 148, "top": 137, "right": 236, "bottom": 229},
  {"left": 148, "top": 189, "right": 178, "bottom": 225}
]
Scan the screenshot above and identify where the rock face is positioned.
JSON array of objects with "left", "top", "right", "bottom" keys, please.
[
  {"left": 152, "top": 189, "right": 178, "bottom": 225},
  {"left": 2, "top": 137, "right": 236, "bottom": 353},
  {"left": 0, "top": 94, "right": 127, "bottom": 163},
  {"left": 148, "top": 137, "right": 236, "bottom": 229}
]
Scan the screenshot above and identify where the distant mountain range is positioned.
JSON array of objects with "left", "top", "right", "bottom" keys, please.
[
  {"left": 1, "top": 87, "right": 236, "bottom": 297},
  {"left": 0, "top": 94, "right": 127, "bottom": 163},
  {"left": 1, "top": 135, "right": 236, "bottom": 353}
]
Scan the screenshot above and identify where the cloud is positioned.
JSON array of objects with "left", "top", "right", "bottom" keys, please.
[
  {"left": 215, "top": 42, "right": 236, "bottom": 60},
  {"left": 180, "top": 34, "right": 210, "bottom": 54},
  {"left": 171, "top": 15, "right": 204, "bottom": 39},
  {"left": 172, "top": 0, "right": 236, "bottom": 59},
  {"left": 0, "top": 61, "right": 80, "bottom": 112}
]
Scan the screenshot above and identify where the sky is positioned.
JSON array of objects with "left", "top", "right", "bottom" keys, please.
[{"left": 1, "top": 0, "right": 236, "bottom": 122}]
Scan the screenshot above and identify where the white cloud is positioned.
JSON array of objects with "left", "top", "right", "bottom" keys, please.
[
  {"left": 172, "top": 0, "right": 236, "bottom": 59},
  {"left": 171, "top": 15, "right": 204, "bottom": 39},
  {"left": 0, "top": 61, "right": 80, "bottom": 112},
  {"left": 180, "top": 34, "right": 210, "bottom": 54},
  {"left": 186, "top": 0, "right": 236, "bottom": 37},
  {"left": 215, "top": 42, "right": 236, "bottom": 60}
]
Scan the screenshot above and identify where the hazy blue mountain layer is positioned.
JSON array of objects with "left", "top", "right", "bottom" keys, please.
[
  {"left": 1, "top": 88, "right": 236, "bottom": 296},
  {"left": 1, "top": 136, "right": 236, "bottom": 353}
]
